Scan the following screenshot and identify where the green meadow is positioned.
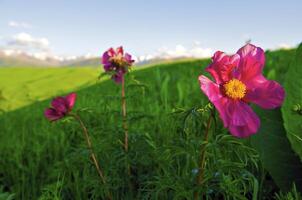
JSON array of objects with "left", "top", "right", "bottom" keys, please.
[
  {"left": 0, "top": 48, "right": 302, "bottom": 199},
  {"left": 0, "top": 67, "right": 99, "bottom": 112}
]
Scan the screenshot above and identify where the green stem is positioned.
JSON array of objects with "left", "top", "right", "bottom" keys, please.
[
  {"left": 71, "top": 113, "right": 112, "bottom": 200},
  {"left": 121, "top": 76, "right": 129, "bottom": 152},
  {"left": 193, "top": 114, "right": 213, "bottom": 200},
  {"left": 122, "top": 75, "right": 134, "bottom": 194}
]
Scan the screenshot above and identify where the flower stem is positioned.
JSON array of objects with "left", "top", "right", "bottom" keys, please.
[
  {"left": 193, "top": 114, "right": 213, "bottom": 200},
  {"left": 122, "top": 75, "right": 134, "bottom": 193},
  {"left": 121, "top": 76, "right": 129, "bottom": 152},
  {"left": 71, "top": 113, "right": 112, "bottom": 199}
]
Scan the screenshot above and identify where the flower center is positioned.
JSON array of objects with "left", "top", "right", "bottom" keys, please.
[
  {"left": 223, "top": 79, "right": 246, "bottom": 99},
  {"left": 110, "top": 55, "right": 129, "bottom": 68}
]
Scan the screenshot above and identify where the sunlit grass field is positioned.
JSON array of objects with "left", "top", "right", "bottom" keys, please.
[
  {"left": 0, "top": 49, "right": 300, "bottom": 199},
  {"left": 0, "top": 67, "right": 100, "bottom": 112}
]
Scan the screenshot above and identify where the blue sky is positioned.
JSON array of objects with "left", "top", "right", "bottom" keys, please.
[{"left": 0, "top": 0, "right": 301, "bottom": 59}]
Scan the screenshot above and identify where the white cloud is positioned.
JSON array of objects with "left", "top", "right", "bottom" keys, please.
[
  {"left": 29, "top": 52, "right": 47, "bottom": 60},
  {"left": 83, "top": 52, "right": 98, "bottom": 59},
  {"left": 2, "top": 49, "right": 23, "bottom": 56},
  {"left": 8, "top": 32, "right": 50, "bottom": 50},
  {"left": 1, "top": 32, "right": 53, "bottom": 61},
  {"left": 8, "top": 21, "right": 32, "bottom": 29},
  {"left": 137, "top": 43, "right": 213, "bottom": 63},
  {"left": 0, "top": 32, "right": 87, "bottom": 62}
]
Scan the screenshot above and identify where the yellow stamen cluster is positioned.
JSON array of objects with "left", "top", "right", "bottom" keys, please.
[{"left": 223, "top": 79, "right": 246, "bottom": 99}]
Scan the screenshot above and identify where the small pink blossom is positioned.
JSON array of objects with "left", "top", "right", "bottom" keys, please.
[
  {"left": 199, "top": 44, "right": 285, "bottom": 137},
  {"left": 44, "top": 93, "right": 76, "bottom": 121},
  {"left": 101, "top": 46, "right": 134, "bottom": 83}
]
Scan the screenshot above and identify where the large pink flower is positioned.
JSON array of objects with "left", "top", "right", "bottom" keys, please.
[
  {"left": 44, "top": 93, "right": 76, "bottom": 121},
  {"left": 102, "top": 46, "right": 134, "bottom": 83},
  {"left": 199, "top": 44, "right": 285, "bottom": 137}
]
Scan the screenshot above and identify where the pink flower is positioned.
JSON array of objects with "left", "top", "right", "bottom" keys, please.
[
  {"left": 199, "top": 44, "right": 285, "bottom": 137},
  {"left": 44, "top": 93, "right": 76, "bottom": 121},
  {"left": 101, "top": 46, "right": 134, "bottom": 83}
]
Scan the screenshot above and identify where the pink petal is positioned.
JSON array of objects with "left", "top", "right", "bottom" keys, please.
[
  {"left": 107, "top": 48, "right": 116, "bottom": 57},
  {"left": 234, "top": 56, "right": 264, "bottom": 84},
  {"left": 102, "top": 52, "right": 111, "bottom": 65},
  {"left": 245, "top": 78, "right": 285, "bottom": 109},
  {"left": 44, "top": 108, "right": 63, "bottom": 121},
  {"left": 104, "top": 63, "right": 113, "bottom": 72},
  {"left": 102, "top": 48, "right": 116, "bottom": 65},
  {"left": 237, "top": 44, "right": 265, "bottom": 66},
  {"left": 51, "top": 97, "right": 68, "bottom": 113},
  {"left": 199, "top": 75, "right": 229, "bottom": 127},
  {"left": 199, "top": 75, "right": 260, "bottom": 137},
  {"left": 234, "top": 44, "right": 265, "bottom": 83},
  {"left": 227, "top": 101, "right": 260, "bottom": 138},
  {"left": 65, "top": 93, "right": 76, "bottom": 111},
  {"left": 116, "top": 46, "right": 124, "bottom": 56},
  {"left": 229, "top": 124, "right": 258, "bottom": 138},
  {"left": 206, "top": 51, "right": 239, "bottom": 84},
  {"left": 212, "top": 97, "right": 231, "bottom": 128},
  {"left": 198, "top": 75, "right": 223, "bottom": 102},
  {"left": 124, "top": 53, "right": 134, "bottom": 64}
]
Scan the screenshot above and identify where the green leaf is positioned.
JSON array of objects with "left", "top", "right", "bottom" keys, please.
[
  {"left": 251, "top": 108, "right": 302, "bottom": 191},
  {"left": 281, "top": 43, "right": 302, "bottom": 161}
]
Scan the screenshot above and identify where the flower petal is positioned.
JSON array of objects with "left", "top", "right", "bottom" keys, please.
[
  {"left": 237, "top": 43, "right": 265, "bottom": 66},
  {"left": 227, "top": 101, "right": 260, "bottom": 138},
  {"left": 101, "top": 52, "right": 109, "bottom": 65},
  {"left": 245, "top": 79, "right": 285, "bottom": 109},
  {"left": 102, "top": 48, "right": 115, "bottom": 64},
  {"left": 199, "top": 75, "right": 230, "bottom": 127},
  {"left": 206, "top": 51, "right": 239, "bottom": 84},
  {"left": 65, "top": 93, "right": 76, "bottom": 111},
  {"left": 116, "top": 46, "right": 124, "bottom": 56},
  {"left": 107, "top": 48, "right": 116, "bottom": 57},
  {"left": 199, "top": 75, "right": 260, "bottom": 137},
  {"left": 199, "top": 75, "right": 223, "bottom": 102},
  {"left": 235, "top": 44, "right": 265, "bottom": 83},
  {"left": 44, "top": 108, "right": 63, "bottom": 121},
  {"left": 124, "top": 53, "right": 134, "bottom": 64},
  {"left": 104, "top": 64, "right": 113, "bottom": 72},
  {"left": 51, "top": 97, "right": 68, "bottom": 113}
]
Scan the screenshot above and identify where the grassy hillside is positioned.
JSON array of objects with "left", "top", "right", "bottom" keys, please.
[
  {"left": 0, "top": 60, "right": 195, "bottom": 112},
  {"left": 0, "top": 67, "right": 100, "bottom": 112},
  {"left": 0, "top": 49, "right": 298, "bottom": 199}
]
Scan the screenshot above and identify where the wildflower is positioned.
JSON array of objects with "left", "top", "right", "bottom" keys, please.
[
  {"left": 44, "top": 93, "right": 76, "bottom": 121},
  {"left": 199, "top": 44, "right": 285, "bottom": 137},
  {"left": 102, "top": 46, "right": 134, "bottom": 83}
]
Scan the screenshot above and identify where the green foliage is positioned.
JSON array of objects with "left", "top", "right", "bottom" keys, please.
[
  {"left": 251, "top": 108, "right": 302, "bottom": 192},
  {"left": 275, "top": 185, "right": 302, "bottom": 200},
  {"left": 281, "top": 44, "right": 302, "bottom": 161},
  {"left": 0, "top": 59, "right": 261, "bottom": 199},
  {"left": 0, "top": 59, "right": 211, "bottom": 199},
  {"left": 0, "top": 187, "right": 15, "bottom": 200},
  {"left": 264, "top": 48, "right": 296, "bottom": 83},
  {"left": 0, "top": 47, "right": 299, "bottom": 199},
  {"left": 142, "top": 105, "right": 259, "bottom": 200},
  {"left": 38, "top": 176, "right": 64, "bottom": 200}
]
